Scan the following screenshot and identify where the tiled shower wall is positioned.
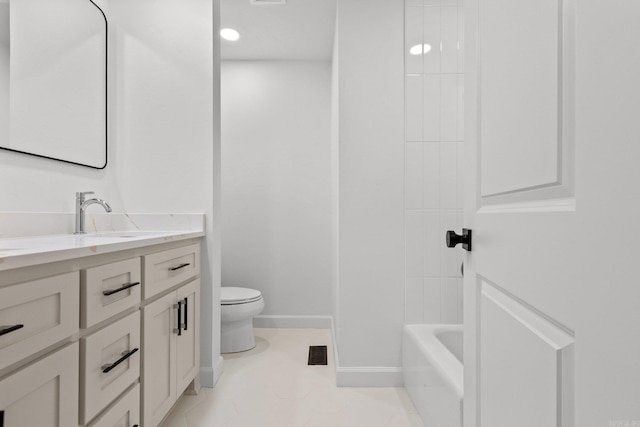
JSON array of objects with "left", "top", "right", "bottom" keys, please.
[{"left": 404, "top": 0, "right": 464, "bottom": 324}]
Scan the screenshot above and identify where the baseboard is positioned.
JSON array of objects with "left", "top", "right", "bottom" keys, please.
[
  {"left": 199, "top": 355, "right": 224, "bottom": 389},
  {"left": 253, "top": 315, "right": 333, "bottom": 329},
  {"left": 335, "top": 366, "right": 404, "bottom": 387}
]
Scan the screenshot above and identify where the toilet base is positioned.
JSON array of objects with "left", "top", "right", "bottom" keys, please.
[{"left": 221, "top": 317, "right": 256, "bottom": 353}]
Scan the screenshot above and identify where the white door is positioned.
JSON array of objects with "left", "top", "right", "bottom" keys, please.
[{"left": 464, "top": 1, "right": 640, "bottom": 426}]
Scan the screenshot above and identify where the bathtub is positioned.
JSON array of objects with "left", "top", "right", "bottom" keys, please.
[{"left": 403, "top": 324, "right": 463, "bottom": 427}]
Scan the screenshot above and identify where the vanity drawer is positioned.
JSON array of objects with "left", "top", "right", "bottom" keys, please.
[
  {"left": 143, "top": 243, "right": 199, "bottom": 299},
  {"left": 0, "top": 272, "right": 79, "bottom": 371},
  {"left": 87, "top": 383, "right": 140, "bottom": 427},
  {"left": 81, "top": 311, "right": 140, "bottom": 424},
  {"left": 81, "top": 257, "right": 141, "bottom": 328}
]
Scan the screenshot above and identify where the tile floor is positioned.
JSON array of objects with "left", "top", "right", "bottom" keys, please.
[{"left": 160, "top": 328, "right": 425, "bottom": 427}]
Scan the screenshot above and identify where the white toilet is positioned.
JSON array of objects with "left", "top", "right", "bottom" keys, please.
[{"left": 220, "top": 287, "right": 265, "bottom": 353}]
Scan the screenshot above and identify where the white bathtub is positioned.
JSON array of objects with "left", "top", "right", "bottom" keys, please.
[{"left": 403, "top": 324, "right": 463, "bottom": 427}]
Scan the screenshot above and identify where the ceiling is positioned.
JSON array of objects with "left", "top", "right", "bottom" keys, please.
[{"left": 220, "top": 0, "right": 336, "bottom": 61}]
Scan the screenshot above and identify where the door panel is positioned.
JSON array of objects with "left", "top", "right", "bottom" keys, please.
[
  {"left": 479, "top": 280, "right": 574, "bottom": 427},
  {"left": 176, "top": 279, "right": 200, "bottom": 396},
  {"left": 478, "top": 0, "right": 575, "bottom": 206},
  {"left": 142, "top": 292, "right": 176, "bottom": 427}
]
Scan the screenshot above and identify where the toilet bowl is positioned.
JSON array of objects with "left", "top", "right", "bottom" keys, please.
[{"left": 220, "top": 287, "right": 264, "bottom": 353}]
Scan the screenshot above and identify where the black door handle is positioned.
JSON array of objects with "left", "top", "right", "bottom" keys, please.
[
  {"left": 102, "top": 348, "right": 139, "bottom": 373},
  {"left": 169, "top": 263, "right": 190, "bottom": 272},
  {"left": 446, "top": 229, "right": 472, "bottom": 251},
  {"left": 0, "top": 324, "right": 24, "bottom": 336},
  {"left": 183, "top": 297, "right": 188, "bottom": 331},
  {"left": 174, "top": 300, "right": 182, "bottom": 336},
  {"left": 103, "top": 282, "right": 140, "bottom": 296}
]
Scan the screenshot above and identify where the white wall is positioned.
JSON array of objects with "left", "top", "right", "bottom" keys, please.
[
  {"left": 0, "top": 3, "right": 8, "bottom": 148},
  {"left": 404, "top": 0, "right": 465, "bottom": 325},
  {"left": 0, "top": 0, "right": 221, "bottom": 387},
  {"left": 335, "top": 0, "right": 405, "bottom": 375},
  {"left": 221, "top": 61, "right": 332, "bottom": 316}
]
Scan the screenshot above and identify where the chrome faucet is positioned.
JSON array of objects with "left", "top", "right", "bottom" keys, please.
[{"left": 74, "top": 192, "right": 112, "bottom": 234}]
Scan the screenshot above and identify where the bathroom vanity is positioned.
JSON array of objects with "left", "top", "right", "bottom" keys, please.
[{"left": 0, "top": 224, "right": 204, "bottom": 427}]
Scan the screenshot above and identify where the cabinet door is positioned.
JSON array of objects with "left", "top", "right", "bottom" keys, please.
[
  {"left": 0, "top": 342, "right": 78, "bottom": 427},
  {"left": 176, "top": 279, "right": 200, "bottom": 395},
  {"left": 142, "top": 292, "right": 176, "bottom": 427}
]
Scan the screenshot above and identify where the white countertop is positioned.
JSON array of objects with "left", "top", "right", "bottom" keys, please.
[
  {"left": 0, "top": 230, "right": 205, "bottom": 272},
  {"left": 0, "top": 213, "right": 206, "bottom": 272}
]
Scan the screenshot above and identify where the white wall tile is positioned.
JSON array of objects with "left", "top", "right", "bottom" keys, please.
[
  {"left": 423, "top": 6, "right": 441, "bottom": 74},
  {"left": 457, "top": 6, "right": 465, "bottom": 72},
  {"left": 456, "top": 143, "right": 464, "bottom": 208},
  {"left": 440, "top": 143, "right": 458, "bottom": 209},
  {"left": 406, "top": 6, "right": 424, "bottom": 74},
  {"left": 406, "top": 277, "right": 424, "bottom": 322},
  {"left": 441, "top": 277, "right": 458, "bottom": 323},
  {"left": 406, "top": 75, "right": 423, "bottom": 141},
  {"left": 406, "top": 210, "right": 424, "bottom": 277},
  {"left": 406, "top": 0, "right": 424, "bottom": 8},
  {"left": 404, "top": 0, "right": 464, "bottom": 326},
  {"left": 423, "top": 143, "right": 440, "bottom": 208},
  {"left": 423, "top": 210, "right": 441, "bottom": 276},
  {"left": 457, "top": 278, "right": 464, "bottom": 324},
  {"left": 456, "top": 209, "right": 464, "bottom": 276},
  {"left": 423, "top": 75, "right": 440, "bottom": 141},
  {"left": 423, "top": 277, "right": 441, "bottom": 322},
  {"left": 440, "top": 74, "right": 458, "bottom": 141},
  {"left": 405, "top": 142, "right": 423, "bottom": 209},
  {"left": 457, "top": 74, "right": 464, "bottom": 141},
  {"left": 440, "top": 210, "right": 459, "bottom": 277},
  {"left": 440, "top": 7, "right": 458, "bottom": 73}
]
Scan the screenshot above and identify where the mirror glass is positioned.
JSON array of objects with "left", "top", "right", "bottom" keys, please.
[{"left": 0, "top": 0, "right": 107, "bottom": 169}]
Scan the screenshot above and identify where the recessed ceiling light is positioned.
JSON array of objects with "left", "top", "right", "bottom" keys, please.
[
  {"left": 220, "top": 28, "right": 241, "bottom": 41},
  {"left": 409, "top": 44, "right": 432, "bottom": 55}
]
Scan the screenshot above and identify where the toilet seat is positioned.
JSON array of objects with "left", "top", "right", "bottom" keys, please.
[{"left": 221, "top": 287, "right": 262, "bottom": 305}]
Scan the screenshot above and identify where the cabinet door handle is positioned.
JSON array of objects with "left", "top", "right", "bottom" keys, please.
[
  {"left": 174, "top": 301, "right": 182, "bottom": 336},
  {"left": 102, "top": 348, "right": 139, "bottom": 373},
  {"left": 102, "top": 281, "right": 140, "bottom": 296},
  {"left": 1, "top": 410, "right": 4, "bottom": 427},
  {"left": 183, "top": 297, "right": 188, "bottom": 331},
  {"left": 169, "top": 263, "right": 190, "bottom": 272},
  {"left": 0, "top": 324, "right": 24, "bottom": 336}
]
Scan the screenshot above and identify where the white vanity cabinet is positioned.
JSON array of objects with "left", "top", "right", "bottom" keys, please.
[{"left": 0, "top": 235, "right": 202, "bottom": 427}]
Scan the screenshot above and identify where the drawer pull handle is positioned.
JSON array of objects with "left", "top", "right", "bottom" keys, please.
[
  {"left": 183, "top": 297, "right": 188, "bottom": 331},
  {"left": 102, "top": 348, "right": 139, "bottom": 374},
  {"left": 1, "top": 409, "right": 4, "bottom": 427},
  {"left": 0, "top": 324, "right": 24, "bottom": 337},
  {"left": 103, "top": 282, "right": 140, "bottom": 296},
  {"left": 169, "top": 262, "right": 190, "bottom": 272},
  {"left": 174, "top": 301, "right": 183, "bottom": 336}
]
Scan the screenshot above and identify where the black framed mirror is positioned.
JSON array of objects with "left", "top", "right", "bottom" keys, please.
[{"left": 0, "top": 0, "right": 107, "bottom": 169}]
